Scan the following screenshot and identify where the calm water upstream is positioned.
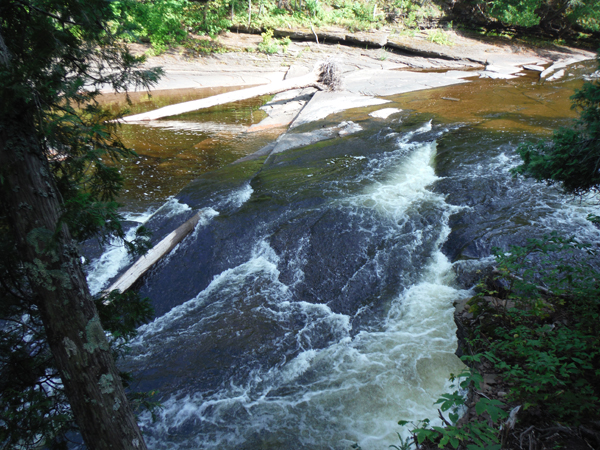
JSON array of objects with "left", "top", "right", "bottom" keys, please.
[{"left": 88, "top": 62, "right": 600, "bottom": 449}]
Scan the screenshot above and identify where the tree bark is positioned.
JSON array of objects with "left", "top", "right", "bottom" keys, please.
[
  {"left": 248, "top": 0, "right": 252, "bottom": 27},
  {"left": 0, "top": 102, "right": 148, "bottom": 450}
]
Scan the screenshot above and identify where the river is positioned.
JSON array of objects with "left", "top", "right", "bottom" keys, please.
[{"left": 88, "top": 62, "right": 600, "bottom": 449}]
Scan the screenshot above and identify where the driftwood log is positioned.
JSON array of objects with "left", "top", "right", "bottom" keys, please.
[
  {"left": 122, "top": 71, "right": 318, "bottom": 122},
  {"left": 121, "top": 61, "right": 341, "bottom": 122},
  {"left": 104, "top": 212, "right": 201, "bottom": 295}
]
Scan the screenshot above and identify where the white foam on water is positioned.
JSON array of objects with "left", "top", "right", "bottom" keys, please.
[
  {"left": 399, "top": 120, "right": 432, "bottom": 144},
  {"left": 347, "top": 120, "right": 436, "bottom": 191},
  {"left": 542, "top": 193, "right": 600, "bottom": 242},
  {"left": 154, "top": 208, "right": 221, "bottom": 269},
  {"left": 282, "top": 234, "right": 309, "bottom": 289},
  {"left": 140, "top": 252, "right": 467, "bottom": 449},
  {"left": 458, "top": 144, "right": 600, "bottom": 242},
  {"left": 154, "top": 197, "right": 192, "bottom": 218},
  {"left": 86, "top": 210, "right": 154, "bottom": 296},
  {"left": 133, "top": 239, "right": 286, "bottom": 346},
  {"left": 361, "top": 141, "right": 439, "bottom": 224},
  {"left": 136, "top": 130, "right": 470, "bottom": 450},
  {"left": 225, "top": 182, "right": 254, "bottom": 209},
  {"left": 187, "top": 207, "right": 220, "bottom": 241}
]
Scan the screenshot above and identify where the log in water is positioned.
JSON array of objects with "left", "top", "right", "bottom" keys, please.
[{"left": 105, "top": 212, "right": 202, "bottom": 295}]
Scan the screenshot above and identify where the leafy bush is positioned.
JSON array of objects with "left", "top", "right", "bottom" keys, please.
[
  {"left": 304, "top": 0, "right": 325, "bottom": 18},
  {"left": 188, "top": 0, "right": 232, "bottom": 36},
  {"left": 475, "top": 235, "right": 600, "bottom": 423},
  {"left": 485, "top": 0, "right": 543, "bottom": 27},
  {"left": 427, "top": 28, "right": 454, "bottom": 45},
  {"left": 515, "top": 59, "right": 600, "bottom": 195},
  {"left": 257, "top": 29, "right": 291, "bottom": 53},
  {"left": 397, "top": 370, "right": 508, "bottom": 450},
  {"left": 398, "top": 230, "right": 600, "bottom": 449},
  {"left": 111, "top": 0, "right": 190, "bottom": 52},
  {"left": 478, "top": 0, "right": 600, "bottom": 31}
]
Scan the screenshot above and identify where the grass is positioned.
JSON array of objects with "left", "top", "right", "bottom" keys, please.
[
  {"left": 426, "top": 28, "right": 454, "bottom": 46},
  {"left": 181, "top": 37, "right": 229, "bottom": 55}
]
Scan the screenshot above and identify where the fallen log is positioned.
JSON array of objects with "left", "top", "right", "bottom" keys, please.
[
  {"left": 104, "top": 212, "right": 202, "bottom": 295},
  {"left": 121, "top": 70, "right": 325, "bottom": 122}
]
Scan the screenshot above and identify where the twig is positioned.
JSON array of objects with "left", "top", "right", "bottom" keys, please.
[
  {"left": 475, "top": 391, "right": 491, "bottom": 400},
  {"left": 580, "top": 426, "right": 600, "bottom": 449},
  {"left": 538, "top": 425, "right": 574, "bottom": 438},
  {"left": 438, "top": 409, "right": 452, "bottom": 427},
  {"left": 310, "top": 24, "right": 320, "bottom": 45},
  {"left": 519, "top": 426, "right": 535, "bottom": 448}
]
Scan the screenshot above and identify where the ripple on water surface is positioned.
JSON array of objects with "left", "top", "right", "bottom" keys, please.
[{"left": 118, "top": 124, "right": 472, "bottom": 450}]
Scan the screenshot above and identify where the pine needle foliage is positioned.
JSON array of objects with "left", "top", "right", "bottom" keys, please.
[
  {"left": 0, "top": 0, "right": 162, "bottom": 448},
  {"left": 514, "top": 57, "right": 600, "bottom": 196}
]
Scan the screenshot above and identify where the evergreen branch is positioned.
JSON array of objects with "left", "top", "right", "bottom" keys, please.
[{"left": 13, "top": 0, "right": 82, "bottom": 26}]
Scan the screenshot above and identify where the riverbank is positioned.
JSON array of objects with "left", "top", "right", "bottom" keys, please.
[
  {"left": 116, "top": 28, "right": 595, "bottom": 136},
  {"left": 126, "top": 27, "right": 595, "bottom": 93}
]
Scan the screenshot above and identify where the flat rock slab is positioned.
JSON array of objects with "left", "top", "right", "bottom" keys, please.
[
  {"left": 523, "top": 64, "right": 546, "bottom": 72},
  {"left": 247, "top": 87, "right": 317, "bottom": 132},
  {"left": 117, "top": 32, "right": 596, "bottom": 125},
  {"left": 345, "top": 31, "right": 389, "bottom": 48},
  {"left": 479, "top": 54, "right": 556, "bottom": 79},
  {"left": 369, "top": 108, "right": 402, "bottom": 119},
  {"left": 546, "top": 69, "right": 566, "bottom": 81},
  {"left": 122, "top": 31, "right": 596, "bottom": 94},
  {"left": 290, "top": 90, "right": 390, "bottom": 128},
  {"left": 343, "top": 69, "right": 474, "bottom": 97},
  {"left": 541, "top": 54, "right": 592, "bottom": 80},
  {"left": 269, "top": 121, "right": 363, "bottom": 155},
  {"left": 285, "top": 64, "right": 313, "bottom": 79}
]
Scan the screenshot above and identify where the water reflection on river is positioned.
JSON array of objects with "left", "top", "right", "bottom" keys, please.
[
  {"left": 99, "top": 87, "right": 277, "bottom": 212},
  {"left": 105, "top": 65, "right": 586, "bottom": 212}
]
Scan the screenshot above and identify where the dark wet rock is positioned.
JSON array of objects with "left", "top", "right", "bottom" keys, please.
[{"left": 386, "top": 38, "right": 467, "bottom": 61}]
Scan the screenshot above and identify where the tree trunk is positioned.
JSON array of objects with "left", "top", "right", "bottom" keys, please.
[
  {"left": 248, "top": 0, "right": 252, "bottom": 28},
  {"left": 0, "top": 103, "right": 148, "bottom": 450}
]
